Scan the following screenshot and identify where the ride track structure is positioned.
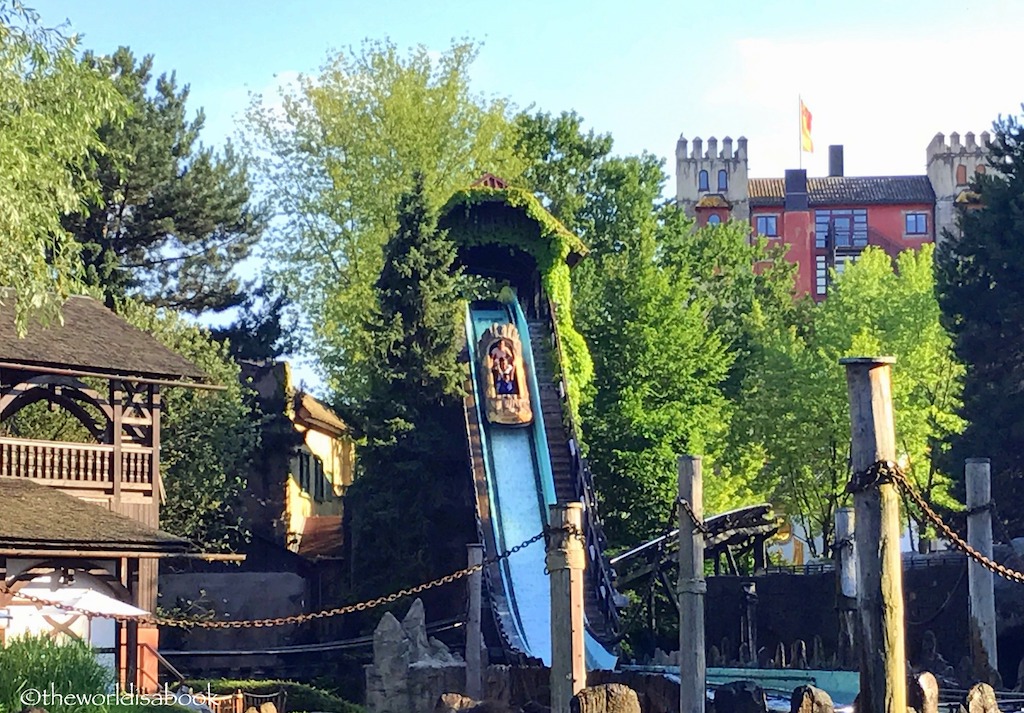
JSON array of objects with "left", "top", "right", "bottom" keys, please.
[{"left": 462, "top": 297, "right": 618, "bottom": 670}]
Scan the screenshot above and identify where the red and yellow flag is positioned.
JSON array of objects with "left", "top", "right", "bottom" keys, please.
[{"left": 800, "top": 99, "right": 813, "bottom": 153}]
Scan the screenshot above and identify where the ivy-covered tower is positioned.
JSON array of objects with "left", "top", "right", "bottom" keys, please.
[
  {"left": 438, "top": 173, "right": 593, "bottom": 405},
  {"left": 438, "top": 175, "right": 622, "bottom": 652}
]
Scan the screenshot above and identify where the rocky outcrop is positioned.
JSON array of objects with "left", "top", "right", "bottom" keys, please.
[
  {"left": 365, "top": 599, "right": 465, "bottom": 713},
  {"left": 570, "top": 684, "right": 641, "bottom": 713},
  {"left": 789, "top": 685, "right": 833, "bottom": 713},
  {"left": 714, "top": 681, "right": 767, "bottom": 713}
]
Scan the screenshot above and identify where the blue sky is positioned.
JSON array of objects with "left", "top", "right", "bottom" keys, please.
[
  {"left": 37, "top": 0, "right": 1024, "bottom": 178},
  {"left": 33, "top": 0, "right": 1024, "bottom": 391}
]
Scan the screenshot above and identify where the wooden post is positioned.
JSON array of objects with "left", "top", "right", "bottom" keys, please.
[
  {"left": 466, "top": 544, "right": 484, "bottom": 700},
  {"left": 151, "top": 385, "right": 161, "bottom": 515},
  {"left": 835, "top": 506, "right": 857, "bottom": 599},
  {"left": 678, "top": 456, "right": 706, "bottom": 713},
  {"left": 742, "top": 581, "right": 757, "bottom": 665},
  {"left": 840, "top": 356, "right": 906, "bottom": 713},
  {"left": 111, "top": 383, "right": 123, "bottom": 502},
  {"left": 547, "top": 503, "right": 586, "bottom": 713},
  {"left": 124, "top": 558, "right": 139, "bottom": 692},
  {"left": 966, "top": 457, "right": 998, "bottom": 677},
  {"left": 835, "top": 507, "right": 857, "bottom": 668}
]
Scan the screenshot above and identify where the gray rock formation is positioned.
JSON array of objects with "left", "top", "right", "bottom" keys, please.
[{"left": 570, "top": 684, "right": 641, "bottom": 713}]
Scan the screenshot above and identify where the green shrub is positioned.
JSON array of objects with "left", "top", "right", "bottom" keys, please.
[
  {"left": 0, "top": 635, "right": 111, "bottom": 713},
  {"left": 186, "top": 679, "right": 364, "bottom": 713}
]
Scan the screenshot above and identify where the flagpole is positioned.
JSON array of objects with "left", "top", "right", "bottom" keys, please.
[{"left": 798, "top": 94, "right": 802, "bottom": 170}]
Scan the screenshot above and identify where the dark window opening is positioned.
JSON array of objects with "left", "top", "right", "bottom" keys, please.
[
  {"left": 718, "top": 169, "right": 728, "bottom": 191},
  {"left": 815, "top": 209, "right": 868, "bottom": 249},
  {"left": 698, "top": 170, "right": 709, "bottom": 191},
  {"left": 755, "top": 215, "right": 778, "bottom": 236},
  {"left": 905, "top": 213, "right": 928, "bottom": 235}
]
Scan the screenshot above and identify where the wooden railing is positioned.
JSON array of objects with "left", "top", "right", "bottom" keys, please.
[
  {"left": 0, "top": 436, "right": 152, "bottom": 490},
  {"left": 543, "top": 298, "right": 622, "bottom": 640}
]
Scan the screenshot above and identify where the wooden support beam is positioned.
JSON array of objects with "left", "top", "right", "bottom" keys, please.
[
  {"left": 547, "top": 503, "right": 586, "bottom": 713},
  {"left": 111, "top": 384, "right": 123, "bottom": 503},
  {"left": 678, "top": 455, "right": 705, "bottom": 713},
  {"left": 835, "top": 506, "right": 858, "bottom": 669},
  {"left": 966, "top": 457, "right": 998, "bottom": 679},
  {"left": 466, "top": 544, "right": 484, "bottom": 701},
  {"left": 841, "top": 356, "right": 906, "bottom": 713}
]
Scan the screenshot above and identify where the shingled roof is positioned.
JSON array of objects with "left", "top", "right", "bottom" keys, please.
[
  {"left": 0, "top": 293, "right": 209, "bottom": 381},
  {"left": 293, "top": 392, "right": 348, "bottom": 437},
  {"left": 749, "top": 176, "right": 936, "bottom": 207},
  {"left": 0, "top": 479, "right": 191, "bottom": 554},
  {"left": 297, "top": 515, "right": 343, "bottom": 560}
]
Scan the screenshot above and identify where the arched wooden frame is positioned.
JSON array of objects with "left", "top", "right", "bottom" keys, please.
[
  {"left": 0, "top": 374, "right": 154, "bottom": 447},
  {"left": 0, "top": 385, "right": 108, "bottom": 441}
]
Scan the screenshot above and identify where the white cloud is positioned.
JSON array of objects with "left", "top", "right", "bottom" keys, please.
[{"left": 702, "top": 29, "right": 1024, "bottom": 178}]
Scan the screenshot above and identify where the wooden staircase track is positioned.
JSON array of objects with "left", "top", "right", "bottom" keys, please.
[{"left": 526, "top": 319, "right": 614, "bottom": 644}]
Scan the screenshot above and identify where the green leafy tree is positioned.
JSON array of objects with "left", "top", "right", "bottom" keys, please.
[
  {"left": 116, "top": 298, "right": 261, "bottom": 551},
  {"left": 936, "top": 109, "right": 1024, "bottom": 532},
  {"left": 65, "top": 47, "right": 265, "bottom": 313},
  {"left": 743, "top": 246, "right": 963, "bottom": 554},
  {"left": 245, "top": 39, "right": 523, "bottom": 405},
  {"left": 573, "top": 156, "right": 733, "bottom": 545},
  {"left": 513, "top": 110, "right": 613, "bottom": 233},
  {"left": 344, "top": 175, "right": 473, "bottom": 600},
  {"left": 0, "top": 2, "right": 124, "bottom": 327},
  {"left": 513, "top": 114, "right": 792, "bottom": 540}
]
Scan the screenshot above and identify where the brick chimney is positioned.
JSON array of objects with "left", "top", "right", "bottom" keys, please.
[
  {"left": 783, "top": 169, "right": 814, "bottom": 296},
  {"left": 829, "top": 145, "right": 844, "bottom": 177}
]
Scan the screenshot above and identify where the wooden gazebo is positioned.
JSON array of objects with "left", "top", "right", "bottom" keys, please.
[{"left": 0, "top": 294, "right": 218, "bottom": 689}]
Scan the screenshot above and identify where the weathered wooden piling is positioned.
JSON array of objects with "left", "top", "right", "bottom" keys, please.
[
  {"left": 548, "top": 502, "right": 586, "bottom": 713},
  {"left": 678, "top": 456, "right": 706, "bottom": 713},
  {"left": 966, "top": 457, "right": 998, "bottom": 678},
  {"left": 834, "top": 507, "right": 857, "bottom": 668},
  {"left": 466, "top": 543, "right": 484, "bottom": 700},
  {"left": 840, "top": 356, "right": 906, "bottom": 713}
]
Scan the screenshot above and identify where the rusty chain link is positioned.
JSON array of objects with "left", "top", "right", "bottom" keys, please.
[
  {"left": 543, "top": 522, "right": 586, "bottom": 548},
  {"left": 0, "top": 528, "right": 556, "bottom": 629},
  {"left": 853, "top": 460, "right": 1024, "bottom": 586},
  {"left": 674, "top": 496, "right": 709, "bottom": 535}
]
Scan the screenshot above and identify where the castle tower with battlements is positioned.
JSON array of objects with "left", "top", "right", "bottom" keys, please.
[
  {"left": 927, "top": 131, "right": 992, "bottom": 242},
  {"left": 676, "top": 134, "right": 750, "bottom": 225}
]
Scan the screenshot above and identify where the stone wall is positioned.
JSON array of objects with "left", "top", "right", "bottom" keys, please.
[
  {"left": 675, "top": 135, "right": 750, "bottom": 222},
  {"left": 366, "top": 600, "right": 682, "bottom": 713},
  {"left": 925, "top": 131, "right": 991, "bottom": 243}
]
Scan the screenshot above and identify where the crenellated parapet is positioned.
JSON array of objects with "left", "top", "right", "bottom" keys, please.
[
  {"left": 676, "top": 134, "right": 748, "bottom": 161},
  {"left": 927, "top": 130, "right": 993, "bottom": 245},
  {"left": 927, "top": 131, "right": 991, "bottom": 161},
  {"left": 675, "top": 133, "right": 750, "bottom": 222}
]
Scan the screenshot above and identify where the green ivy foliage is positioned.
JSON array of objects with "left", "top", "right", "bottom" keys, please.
[{"left": 440, "top": 185, "right": 593, "bottom": 421}]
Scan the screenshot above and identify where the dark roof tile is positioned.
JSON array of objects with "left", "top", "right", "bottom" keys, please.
[
  {"left": 0, "top": 479, "right": 191, "bottom": 552},
  {"left": 749, "top": 176, "right": 935, "bottom": 207},
  {"left": 297, "top": 515, "right": 343, "bottom": 559},
  {"left": 0, "top": 293, "right": 209, "bottom": 381}
]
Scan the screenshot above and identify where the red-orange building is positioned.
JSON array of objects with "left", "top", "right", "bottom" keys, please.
[
  {"left": 747, "top": 167, "right": 935, "bottom": 299},
  {"left": 676, "top": 137, "right": 990, "bottom": 299}
]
